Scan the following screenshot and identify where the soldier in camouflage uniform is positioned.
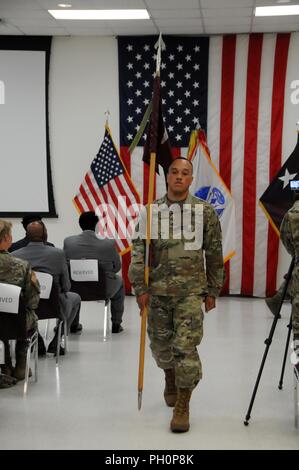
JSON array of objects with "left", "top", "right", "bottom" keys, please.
[
  {"left": 280, "top": 197, "right": 299, "bottom": 373},
  {"left": 129, "top": 158, "right": 224, "bottom": 432},
  {"left": 0, "top": 220, "right": 40, "bottom": 386}
]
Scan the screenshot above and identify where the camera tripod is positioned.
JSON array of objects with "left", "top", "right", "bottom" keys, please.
[{"left": 244, "top": 257, "right": 298, "bottom": 426}]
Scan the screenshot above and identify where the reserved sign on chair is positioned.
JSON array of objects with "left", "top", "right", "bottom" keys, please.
[
  {"left": 0, "top": 283, "right": 21, "bottom": 314},
  {"left": 34, "top": 272, "right": 53, "bottom": 299},
  {"left": 70, "top": 259, "right": 99, "bottom": 282}
]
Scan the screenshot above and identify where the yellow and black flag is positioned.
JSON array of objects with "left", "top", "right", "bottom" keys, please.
[{"left": 259, "top": 133, "right": 299, "bottom": 234}]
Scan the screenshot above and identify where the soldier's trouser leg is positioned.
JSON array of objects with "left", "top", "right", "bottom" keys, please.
[
  {"left": 148, "top": 295, "right": 203, "bottom": 391},
  {"left": 61, "top": 292, "right": 81, "bottom": 332},
  {"left": 110, "top": 283, "right": 125, "bottom": 325},
  {"left": 14, "top": 340, "right": 30, "bottom": 380}
]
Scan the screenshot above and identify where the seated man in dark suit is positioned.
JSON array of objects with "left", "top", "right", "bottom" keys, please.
[
  {"left": 9, "top": 214, "right": 54, "bottom": 253},
  {"left": 63, "top": 211, "right": 125, "bottom": 333},
  {"left": 14, "top": 222, "right": 81, "bottom": 354}
]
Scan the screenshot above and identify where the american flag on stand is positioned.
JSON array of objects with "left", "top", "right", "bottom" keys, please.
[
  {"left": 73, "top": 126, "right": 140, "bottom": 254},
  {"left": 118, "top": 35, "right": 209, "bottom": 292}
]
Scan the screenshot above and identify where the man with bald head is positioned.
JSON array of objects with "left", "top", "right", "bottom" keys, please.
[
  {"left": 129, "top": 157, "right": 224, "bottom": 433},
  {"left": 14, "top": 221, "right": 81, "bottom": 355},
  {"left": 9, "top": 213, "right": 54, "bottom": 253}
]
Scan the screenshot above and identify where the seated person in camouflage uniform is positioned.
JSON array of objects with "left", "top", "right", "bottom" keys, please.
[
  {"left": 0, "top": 220, "right": 40, "bottom": 385},
  {"left": 280, "top": 196, "right": 299, "bottom": 376},
  {"left": 129, "top": 157, "right": 224, "bottom": 433}
]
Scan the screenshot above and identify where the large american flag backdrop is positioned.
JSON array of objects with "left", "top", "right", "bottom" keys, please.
[{"left": 118, "top": 33, "right": 291, "bottom": 297}]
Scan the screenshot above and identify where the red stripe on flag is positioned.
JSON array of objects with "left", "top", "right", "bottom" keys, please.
[
  {"left": 106, "top": 181, "right": 122, "bottom": 239},
  {"left": 122, "top": 170, "right": 141, "bottom": 206},
  {"left": 79, "top": 183, "right": 94, "bottom": 211},
  {"left": 120, "top": 147, "right": 131, "bottom": 174},
  {"left": 219, "top": 35, "right": 236, "bottom": 295},
  {"left": 266, "top": 33, "right": 291, "bottom": 296},
  {"left": 241, "top": 34, "right": 263, "bottom": 295},
  {"left": 74, "top": 196, "right": 84, "bottom": 213},
  {"left": 120, "top": 149, "right": 133, "bottom": 293},
  {"left": 85, "top": 173, "right": 101, "bottom": 206}
]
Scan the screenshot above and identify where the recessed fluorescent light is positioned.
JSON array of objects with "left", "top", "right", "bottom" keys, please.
[
  {"left": 255, "top": 5, "right": 299, "bottom": 16},
  {"left": 48, "top": 9, "right": 150, "bottom": 20},
  {"left": 57, "top": 3, "right": 72, "bottom": 7}
]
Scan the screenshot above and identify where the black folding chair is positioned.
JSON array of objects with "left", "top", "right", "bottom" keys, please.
[
  {"left": 0, "top": 282, "right": 38, "bottom": 394},
  {"left": 69, "top": 260, "right": 111, "bottom": 341}
]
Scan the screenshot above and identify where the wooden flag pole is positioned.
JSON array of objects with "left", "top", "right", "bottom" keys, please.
[
  {"left": 137, "top": 32, "right": 165, "bottom": 410},
  {"left": 138, "top": 151, "right": 156, "bottom": 410}
]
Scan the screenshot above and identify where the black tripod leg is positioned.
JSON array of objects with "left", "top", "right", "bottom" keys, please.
[
  {"left": 278, "top": 312, "right": 293, "bottom": 390},
  {"left": 244, "top": 257, "right": 294, "bottom": 426}
]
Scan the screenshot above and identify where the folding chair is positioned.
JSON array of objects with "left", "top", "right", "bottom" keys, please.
[
  {"left": 69, "top": 259, "right": 111, "bottom": 341},
  {"left": 34, "top": 272, "right": 67, "bottom": 365},
  {"left": 0, "top": 282, "right": 38, "bottom": 394}
]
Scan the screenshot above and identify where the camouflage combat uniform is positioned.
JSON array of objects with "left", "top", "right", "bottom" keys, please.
[
  {"left": 280, "top": 200, "right": 299, "bottom": 340},
  {"left": 0, "top": 250, "right": 40, "bottom": 332},
  {"left": 129, "top": 193, "right": 224, "bottom": 390}
]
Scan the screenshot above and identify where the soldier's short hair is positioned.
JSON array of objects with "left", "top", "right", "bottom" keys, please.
[
  {"left": 168, "top": 157, "right": 193, "bottom": 173},
  {"left": 0, "top": 219, "right": 12, "bottom": 243}
]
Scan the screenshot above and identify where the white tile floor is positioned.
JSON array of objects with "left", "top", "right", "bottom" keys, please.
[{"left": 0, "top": 296, "right": 298, "bottom": 450}]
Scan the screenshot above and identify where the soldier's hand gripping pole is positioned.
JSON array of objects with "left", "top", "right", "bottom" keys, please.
[{"left": 244, "top": 257, "right": 295, "bottom": 426}]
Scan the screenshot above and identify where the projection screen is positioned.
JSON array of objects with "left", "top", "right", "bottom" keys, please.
[{"left": 0, "top": 36, "right": 56, "bottom": 217}]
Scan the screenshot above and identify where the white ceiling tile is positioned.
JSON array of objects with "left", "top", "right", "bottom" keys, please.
[
  {"left": 158, "top": 25, "right": 204, "bottom": 34},
  {"left": 17, "top": 26, "right": 69, "bottom": 35},
  {"left": 253, "top": 16, "right": 299, "bottom": 25},
  {"left": 146, "top": 0, "right": 199, "bottom": 9},
  {"left": 206, "top": 24, "right": 251, "bottom": 33},
  {"left": 202, "top": 7, "right": 252, "bottom": 18},
  {"left": 204, "top": 17, "right": 251, "bottom": 26},
  {"left": 0, "top": 0, "right": 38, "bottom": 8},
  {"left": 150, "top": 9, "right": 201, "bottom": 19},
  {"left": 0, "top": 9, "right": 50, "bottom": 19},
  {"left": 6, "top": 18, "right": 58, "bottom": 27},
  {"left": 201, "top": 0, "right": 254, "bottom": 7},
  {"left": 61, "top": 23, "right": 113, "bottom": 32},
  {"left": 255, "top": 0, "right": 299, "bottom": 5},
  {"left": 110, "top": 23, "right": 158, "bottom": 34},
  {"left": 0, "top": 22, "right": 23, "bottom": 34},
  {"left": 155, "top": 18, "right": 202, "bottom": 27},
  {"left": 37, "top": 0, "right": 146, "bottom": 7},
  {"left": 252, "top": 24, "right": 299, "bottom": 33},
  {"left": 63, "top": 28, "right": 114, "bottom": 36}
]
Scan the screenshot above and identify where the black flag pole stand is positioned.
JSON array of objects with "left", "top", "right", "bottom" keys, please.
[{"left": 244, "top": 257, "right": 295, "bottom": 426}]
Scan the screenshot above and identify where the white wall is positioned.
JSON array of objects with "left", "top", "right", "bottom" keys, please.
[{"left": 7, "top": 34, "right": 295, "bottom": 288}]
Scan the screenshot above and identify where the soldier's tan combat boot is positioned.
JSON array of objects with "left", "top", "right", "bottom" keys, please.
[
  {"left": 170, "top": 388, "right": 192, "bottom": 433},
  {"left": 13, "top": 341, "right": 31, "bottom": 381},
  {"left": 164, "top": 369, "right": 177, "bottom": 407}
]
